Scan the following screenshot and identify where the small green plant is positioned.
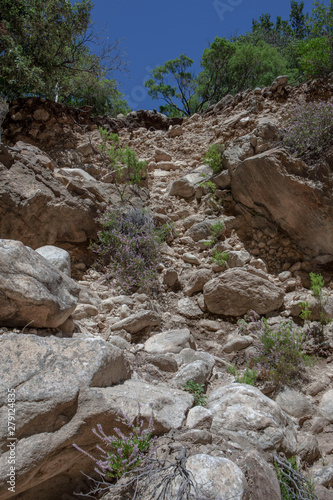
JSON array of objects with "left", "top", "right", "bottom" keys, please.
[
  {"left": 211, "top": 250, "right": 228, "bottom": 268},
  {"left": 203, "top": 144, "right": 225, "bottom": 173},
  {"left": 274, "top": 455, "right": 317, "bottom": 500},
  {"left": 248, "top": 316, "right": 314, "bottom": 387},
  {"left": 227, "top": 364, "right": 258, "bottom": 386},
  {"left": 98, "top": 127, "right": 146, "bottom": 201},
  {"left": 299, "top": 300, "right": 312, "bottom": 321},
  {"left": 154, "top": 221, "right": 174, "bottom": 244},
  {"left": 73, "top": 407, "right": 156, "bottom": 483},
  {"left": 236, "top": 368, "right": 258, "bottom": 386},
  {"left": 226, "top": 363, "right": 237, "bottom": 376},
  {"left": 299, "top": 273, "right": 331, "bottom": 330},
  {"left": 183, "top": 380, "right": 207, "bottom": 406}
]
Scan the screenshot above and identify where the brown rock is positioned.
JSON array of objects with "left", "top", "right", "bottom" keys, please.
[{"left": 203, "top": 268, "right": 284, "bottom": 316}]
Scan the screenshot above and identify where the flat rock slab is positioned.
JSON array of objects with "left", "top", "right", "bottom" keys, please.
[
  {"left": 204, "top": 268, "right": 284, "bottom": 316},
  {"left": 0, "top": 239, "right": 80, "bottom": 327},
  {"left": 144, "top": 328, "right": 194, "bottom": 354}
]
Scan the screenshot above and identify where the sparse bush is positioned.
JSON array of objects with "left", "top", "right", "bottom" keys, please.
[
  {"left": 73, "top": 407, "right": 156, "bottom": 489},
  {"left": 203, "top": 144, "right": 225, "bottom": 173},
  {"left": 98, "top": 127, "right": 146, "bottom": 200},
  {"left": 90, "top": 206, "right": 160, "bottom": 294},
  {"left": 183, "top": 380, "right": 207, "bottom": 406},
  {"left": 248, "top": 316, "right": 313, "bottom": 387},
  {"left": 274, "top": 454, "right": 317, "bottom": 500},
  {"left": 211, "top": 250, "right": 228, "bottom": 268},
  {"left": 283, "top": 100, "right": 333, "bottom": 159},
  {"left": 236, "top": 368, "right": 258, "bottom": 386}
]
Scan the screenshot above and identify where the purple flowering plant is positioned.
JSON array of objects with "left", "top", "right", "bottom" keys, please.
[
  {"left": 90, "top": 207, "right": 160, "bottom": 294},
  {"left": 248, "top": 314, "right": 313, "bottom": 387},
  {"left": 283, "top": 99, "right": 333, "bottom": 159},
  {"left": 73, "top": 407, "right": 156, "bottom": 481}
]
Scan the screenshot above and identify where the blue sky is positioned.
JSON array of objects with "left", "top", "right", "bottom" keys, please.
[{"left": 91, "top": 0, "right": 315, "bottom": 111}]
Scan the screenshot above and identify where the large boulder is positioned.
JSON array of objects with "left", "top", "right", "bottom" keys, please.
[
  {"left": 144, "top": 328, "right": 195, "bottom": 354},
  {"left": 208, "top": 384, "right": 297, "bottom": 455},
  {"left": 0, "top": 333, "right": 132, "bottom": 500},
  {"left": 0, "top": 239, "right": 80, "bottom": 328},
  {"left": 186, "top": 454, "right": 249, "bottom": 500},
  {"left": 35, "top": 245, "right": 71, "bottom": 276},
  {"left": 0, "top": 142, "right": 99, "bottom": 249},
  {"left": 203, "top": 268, "right": 284, "bottom": 316},
  {"left": 0, "top": 333, "right": 193, "bottom": 499},
  {"left": 231, "top": 148, "right": 333, "bottom": 257}
]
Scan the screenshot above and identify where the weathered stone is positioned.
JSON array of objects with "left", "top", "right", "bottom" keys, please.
[
  {"left": 313, "top": 465, "right": 333, "bottom": 487},
  {"left": 175, "top": 348, "right": 215, "bottom": 371},
  {"left": 296, "top": 432, "right": 320, "bottom": 464},
  {"left": 35, "top": 245, "right": 71, "bottom": 276},
  {"left": 239, "top": 450, "right": 281, "bottom": 500},
  {"left": 223, "top": 335, "right": 253, "bottom": 353},
  {"left": 227, "top": 250, "right": 251, "bottom": 268},
  {"left": 144, "top": 328, "right": 194, "bottom": 354},
  {"left": 0, "top": 239, "right": 79, "bottom": 328},
  {"left": 208, "top": 384, "right": 297, "bottom": 454},
  {"left": 146, "top": 354, "right": 178, "bottom": 372},
  {"left": 0, "top": 143, "right": 100, "bottom": 249},
  {"left": 0, "top": 333, "right": 132, "bottom": 499},
  {"left": 186, "top": 406, "right": 213, "bottom": 430},
  {"left": 155, "top": 148, "right": 172, "bottom": 162},
  {"left": 276, "top": 389, "right": 313, "bottom": 423},
  {"left": 204, "top": 268, "right": 284, "bottom": 316},
  {"left": 231, "top": 148, "right": 333, "bottom": 257},
  {"left": 319, "top": 389, "right": 333, "bottom": 423},
  {"left": 186, "top": 454, "right": 249, "bottom": 500},
  {"left": 168, "top": 178, "right": 195, "bottom": 198},
  {"left": 177, "top": 297, "right": 204, "bottom": 319},
  {"left": 182, "top": 252, "right": 200, "bottom": 265},
  {"left": 173, "top": 360, "right": 212, "bottom": 388},
  {"left": 163, "top": 268, "right": 179, "bottom": 288},
  {"left": 110, "top": 310, "right": 161, "bottom": 334}
]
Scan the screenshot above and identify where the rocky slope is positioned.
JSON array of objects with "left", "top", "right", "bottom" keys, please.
[{"left": 0, "top": 76, "right": 333, "bottom": 500}]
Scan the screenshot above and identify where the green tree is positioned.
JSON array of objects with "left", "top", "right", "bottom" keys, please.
[
  {"left": 144, "top": 55, "right": 197, "bottom": 116},
  {"left": 196, "top": 37, "right": 236, "bottom": 106},
  {"left": 0, "top": 0, "right": 126, "bottom": 112},
  {"left": 60, "top": 77, "right": 131, "bottom": 116},
  {"left": 298, "top": 0, "right": 333, "bottom": 76}
]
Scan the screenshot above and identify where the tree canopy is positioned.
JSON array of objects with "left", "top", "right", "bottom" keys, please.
[
  {"left": 145, "top": 1, "right": 333, "bottom": 117},
  {"left": 0, "top": 0, "right": 129, "bottom": 115}
]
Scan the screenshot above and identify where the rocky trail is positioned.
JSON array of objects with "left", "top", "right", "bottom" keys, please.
[{"left": 1, "top": 76, "right": 333, "bottom": 499}]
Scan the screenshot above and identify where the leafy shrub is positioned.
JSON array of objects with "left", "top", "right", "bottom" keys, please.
[
  {"left": 248, "top": 316, "right": 313, "bottom": 387},
  {"left": 98, "top": 127, "right": 146, "bottom": 200},
  {"left": 73, "top": 407, "right": 155, "bottom": 482},
  {"left": 227, "top": 364, "right": 258, "bottom": 386},
  {"left": 236, "top": 368, "right": 258, "bottom": 386},
  {"left": 90, "top": 206, "right": 160, "bottom": 294},
  {"left": 211, "top": 250, "right": 228, "bottom": 268},
  {"left": 299, "top": 272, "right": 331, "bottom": 340},
  {"left": 298, "top": 37, "right": 331, "bottom": 78},
  {"left": 283, "top": 100, "right": 333, "bottom": 159},
  {"left": 154, "top": 221, "right": 174, "bottom": 244},
  {"left": 274, "top": 454, "right": 317, "bottom": 500},
  {"left": 183, "top": 380, "right": 207, "bottom": 406},
  {"left": 202, "top": 144, "right": 225, "bottom": 173}
]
